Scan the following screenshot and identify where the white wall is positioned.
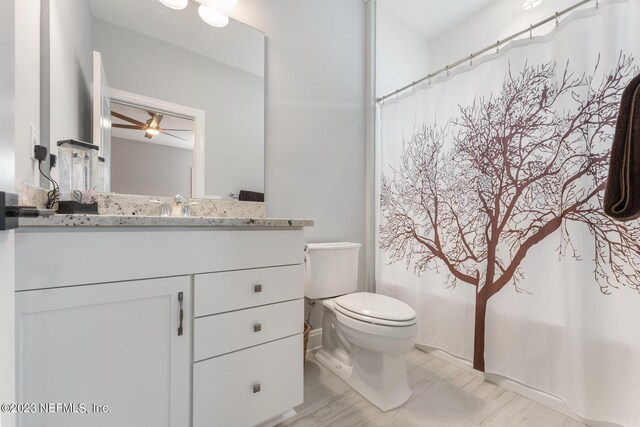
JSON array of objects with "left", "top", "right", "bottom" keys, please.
[
  {"left": 427, "top": 0, "right": 580, "bottom": 75},
  {"left": 111, "top": 137, "right": 193, "bottom": 197},
  {"left": 377, "top": 0, "right": 582, "bottom": 99},
  {"left": 1, "top": 2, "right": 16, "bottom": 425},
  {"left": 92, "top": 18, "right": 264, "bottom": 199},
  {"left": 14, "top": 0, "right": 40, "bottom": 187},
  {"left": 375, "top": 3, "right": 430, "bottom": 97},
  {"left": 229, "top": 0, "right": 367, "bottom": 300},
  {"left": 46, "top": 0, "right": 93, "bottom": 181}
]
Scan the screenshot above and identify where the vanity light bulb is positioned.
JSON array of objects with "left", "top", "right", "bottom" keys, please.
[
  {"left": 198, "top": 4, "right": 230, "bottom": 27},
  {"left": 158, "top": 0, "right": 188, "bottom": 10}
]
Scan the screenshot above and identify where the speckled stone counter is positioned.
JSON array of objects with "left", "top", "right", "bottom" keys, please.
[
  {"left": 19, "top": 214, "right": 313, "bottom": 228},
  {"left": 16, "top": 181, "right": 267, "bottom": 218}
]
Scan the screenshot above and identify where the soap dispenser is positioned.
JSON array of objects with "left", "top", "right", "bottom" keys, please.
[{"left": 171, "top": 195, "right": 184, "bottom": 217}]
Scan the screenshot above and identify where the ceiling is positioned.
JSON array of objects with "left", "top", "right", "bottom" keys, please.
[{"left": 378, "top": 0, "right": 500, "bottom": 40}]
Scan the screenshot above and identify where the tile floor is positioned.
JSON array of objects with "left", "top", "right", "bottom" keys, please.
[{"left": 282, "top": 349, "right": 587, "bottom": 427}]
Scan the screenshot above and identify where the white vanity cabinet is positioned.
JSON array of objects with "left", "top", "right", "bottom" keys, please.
[
  {"left": 15, "top": 225, "right": 308, "bottom": 427},
  {"left": 16, "top": 276, "right": 191, "bottom": 427}
]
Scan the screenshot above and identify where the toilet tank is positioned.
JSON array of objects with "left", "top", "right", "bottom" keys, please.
[{"left": 304, "top": 242, "right": 360, "bottom": 299}]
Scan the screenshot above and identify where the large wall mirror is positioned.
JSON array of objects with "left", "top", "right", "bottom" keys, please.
[{"left": 42, "top": 0, "right": 265, "bottom": 199}]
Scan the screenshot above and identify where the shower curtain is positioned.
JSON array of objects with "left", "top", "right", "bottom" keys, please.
[{"left": 376, "top": 1, "right": 640, "bottom": 425}]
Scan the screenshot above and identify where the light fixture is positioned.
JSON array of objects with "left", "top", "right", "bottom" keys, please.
[
  {"left": 146, "top": 128, "right": 160, "bottom": 136},
  {"left": 158, "top": 0, "right": 188, "bottom": 10},
  {"left": 198, "top": 4, "right": 229, "bottom": 27},
  {"left": 158, "top": 0, "right": 236, "bottom": 28},
  {"left": 522, "top": 0, "right": 543, "bottom": 9}
]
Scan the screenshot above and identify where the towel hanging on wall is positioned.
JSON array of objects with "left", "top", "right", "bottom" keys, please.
[{"left": 604, "top": 73, "right": 640, "bottom": 221}]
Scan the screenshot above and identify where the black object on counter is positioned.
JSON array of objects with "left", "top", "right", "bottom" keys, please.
[
  {"left": 239, "top": 190, "right": 265, "bottom": 202},
  {"left": 57, "top": 201, "right": 99, "bottom": 215}
]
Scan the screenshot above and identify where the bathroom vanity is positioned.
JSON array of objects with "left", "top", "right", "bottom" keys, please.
[{"left": 14, "top": 215, "right": 312, "bottom": 427}]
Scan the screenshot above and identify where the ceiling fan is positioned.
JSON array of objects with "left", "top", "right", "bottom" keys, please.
[{"left": 111, "top": 110, "right": 191, "bottom": 141}]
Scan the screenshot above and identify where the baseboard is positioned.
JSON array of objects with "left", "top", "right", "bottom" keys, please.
[
  {"left": 415, "top": 344, "right": 618, "bottom": 427},
  {"left": 306, "top": 327, "right": 323, "bottom": 354}
]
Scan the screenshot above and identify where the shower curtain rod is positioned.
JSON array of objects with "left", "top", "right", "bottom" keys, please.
[{"left": 376, "top": 0, "right": 596, "bottom": 103}]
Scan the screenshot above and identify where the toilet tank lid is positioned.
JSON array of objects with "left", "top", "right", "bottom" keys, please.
[
  {"left": 334, "top": 292, "right": 416, "bottom": 322},
  {"left": 305, "top": 242, "right": 361, "bottom": 251}
]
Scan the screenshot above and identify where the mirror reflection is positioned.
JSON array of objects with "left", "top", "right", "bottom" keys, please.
[
  {"left": 44, "top": 0, "right": 265, "bottom": 199},
  {"left": 110, "top": 101, "right": 195, "bottom": 197}
]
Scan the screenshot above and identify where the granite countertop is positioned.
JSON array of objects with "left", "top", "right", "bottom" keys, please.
[{"left": 19, "top": 214, "right": 314, "bottom": 228}]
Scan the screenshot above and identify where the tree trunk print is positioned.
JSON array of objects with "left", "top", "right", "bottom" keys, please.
[{"left": 379, "top": 53, "right": 640, "bottom": 371}]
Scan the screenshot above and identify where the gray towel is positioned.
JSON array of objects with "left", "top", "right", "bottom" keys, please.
[{"left": 604, "top": 73, "right": 640, "bottom": 221}]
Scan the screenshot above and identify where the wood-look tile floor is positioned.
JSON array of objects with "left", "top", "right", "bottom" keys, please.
[{"left": 282, "top": 349, "right": 587, "bottom": 427}]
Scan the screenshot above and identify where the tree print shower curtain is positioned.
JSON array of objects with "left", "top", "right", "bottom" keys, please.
[{"left": 376, "top": 1, "right": 640, "bottom": 424}]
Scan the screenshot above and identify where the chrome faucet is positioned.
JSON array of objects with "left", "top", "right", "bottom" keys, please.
[
  {"left": 183, "top": 201, "right": 199, "bottom": 217},
  {"left": 171, "top": 195, "right": 184, "bottom": 217},
  {"left": 150, "top": 199, "right": 169, "bottom": 217}
]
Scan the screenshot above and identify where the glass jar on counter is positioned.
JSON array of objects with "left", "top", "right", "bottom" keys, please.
[{"left": 57, "top": 139, "right": 100, "bottom": 201}]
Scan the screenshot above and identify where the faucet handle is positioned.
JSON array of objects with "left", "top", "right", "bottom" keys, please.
[
  {"left": 183, "top": 202, "right": 200, "bottom": 217},
  {"left": 150, "top": 200, "right": 169, "bottom": 217}
]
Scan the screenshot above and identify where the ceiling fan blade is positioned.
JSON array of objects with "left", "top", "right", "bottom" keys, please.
[
  {"left": 112, "top": 124, "right": 145, "bottom": 130},
  {"left": 111, "top": 111, "right": 147, "bottom": 127},
  {"left": 160, "top": 130, "right": 188, "bottom": 141},
  {"left": 147, "top": 113, "right": 163, "bottom": 129},
  {"left": 157, "top": 128, "right": 193, "bottom": 132}
]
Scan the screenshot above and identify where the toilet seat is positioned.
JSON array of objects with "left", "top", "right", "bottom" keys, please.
[
  {"left": 333, "top": 307, "right": 417, "bottom": 339},
  {"left": 333, "top": 292, "right": 416, "bottom": 327}
]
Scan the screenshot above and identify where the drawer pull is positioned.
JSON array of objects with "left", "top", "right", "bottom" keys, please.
[
  {"left": 253, "top": 383, "right": 261, "bottom": 393},
  {"left": 178, "top": 291, "right": 184, "bottom": 336},
  {"left": 253, "top": 323, "right": 262, "bottom": 333},
  {"left": 254, "top": 284, "right": 262, "bottom": 293}
]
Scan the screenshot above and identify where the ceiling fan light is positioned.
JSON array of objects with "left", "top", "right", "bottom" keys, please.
[
  {"left": 158, "top": 0, "right": 188, "bottom": 10},
  {"left": 146, "top": 128, "right": 160, "bottom": 136},
  {"left": 198, "top": 4, "right": 230, "bottom": 27}
]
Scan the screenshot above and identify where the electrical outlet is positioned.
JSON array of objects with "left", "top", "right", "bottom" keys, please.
[{"left": 30, "top": 125, "right": 40, "bottom": 161}]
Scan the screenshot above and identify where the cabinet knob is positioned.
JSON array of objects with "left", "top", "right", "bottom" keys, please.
[
  {"left": 254, "top": 284, "right": 262, "bottom": 293},
  {"left": 253, "top": 323, "right": 262, "bottom": 332},
  {"left": 253, "top": 383, "right": 261, "bottom": 393}
]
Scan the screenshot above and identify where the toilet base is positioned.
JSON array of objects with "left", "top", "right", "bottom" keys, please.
[{"left": 315, "top": 345, "right": 412, "bottom": 412}]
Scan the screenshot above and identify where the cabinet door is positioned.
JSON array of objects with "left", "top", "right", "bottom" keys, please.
[{"left": 16, "top": 276, "right": 190, "bottom": 427}]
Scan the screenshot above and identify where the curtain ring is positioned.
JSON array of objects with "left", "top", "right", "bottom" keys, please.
[
  {"left": 428, "top": 76, "right": 432, "bottom": 86},
  {"left": 446, "top": 65, "right": 450, "bottom": 77},
  {"left": 469, "top": 54, "right": 474, "bottom": 66},
  {"left": 555, "top": 12, "right": 559, "bottom": 26},
  {"left": 529, "top": 24, "right": 533, "bottom": 39},
  {"left": 496, "top": 40, "right": 501, "bottom": 54}
]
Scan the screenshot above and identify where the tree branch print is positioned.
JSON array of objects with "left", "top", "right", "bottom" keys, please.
[{"left": 379, "top": 53, "right": 640, "bottom": 371}]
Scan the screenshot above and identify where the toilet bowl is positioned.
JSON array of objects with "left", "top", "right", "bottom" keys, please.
[{"left": 305, "top": 243, "right": 417, "bottom": 412}]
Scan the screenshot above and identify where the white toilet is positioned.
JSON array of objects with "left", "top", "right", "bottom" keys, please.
[{"left": 304, "top": 242, "right": 417, "bottom": 412}]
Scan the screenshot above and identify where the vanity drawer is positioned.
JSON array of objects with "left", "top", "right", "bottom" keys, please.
[
  {"left": 194, "top": 264, "right": 303, "bottom": 317},
  {"left": 194, "top": 299, "right": 302, "bottom": 361},
  {"left": 193, "top": 334, "right": 303, "bottom": 427}
]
